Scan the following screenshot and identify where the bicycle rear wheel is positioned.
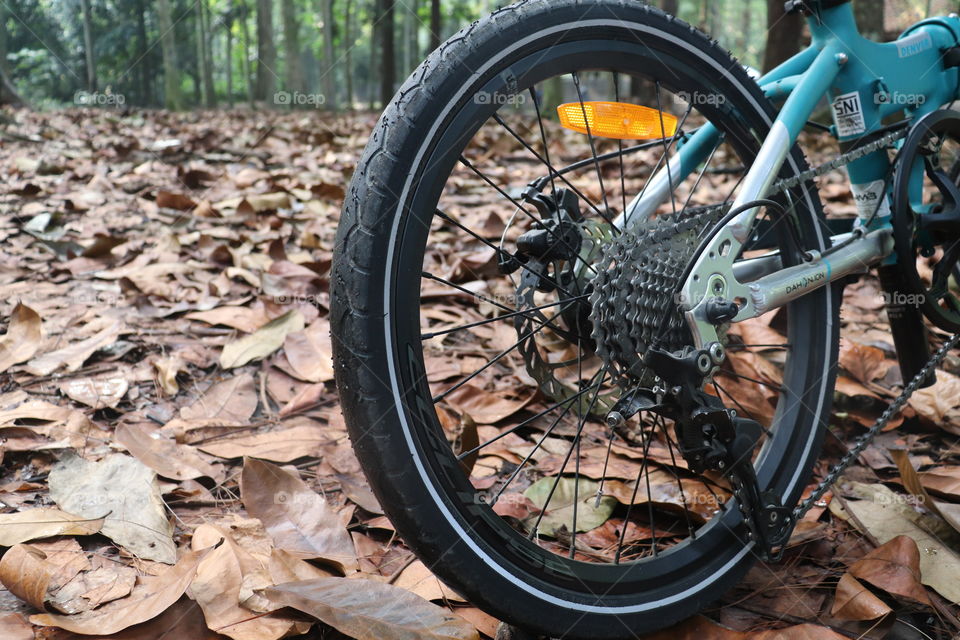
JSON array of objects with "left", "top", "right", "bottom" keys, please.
[{"left": 332, "top": 1, "right": 839, "bottom": 636}]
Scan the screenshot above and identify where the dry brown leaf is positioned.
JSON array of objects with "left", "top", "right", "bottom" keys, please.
[
  {"left": 152, "top": 355, "right": 184, "bottom": 396},
  {"left": 156, "top": 190, "right": 197, "bottom": 210},
  {"left": 0, "top": 303, "right": 42, "bottom": 373},
  {"left": 831, "top": 573, "right": 892, "bottom": 620},
  {"left": 221, "top": 310, "right": 305, "bottom": 369},
  {"left": 116, "top": 421, "right": 223, "bottom": 481},
  {"left": 830, "top": 482, "right": 960, "bottom": 603},
  {"left": 444, "top": 384, "right": 532, "bottom": 425},
  {"left": 265, "top": 577, "right": 479, "bottom": 640},
  {"left": 283, "top": 318, "right": 334, "bottom": 383},
  {"left": 240, "top": 457, "right": 357, "bottom": 571},
  {"left": 0, "top": 508, "right": 103, "bottom": 546},
  {"left": 0, "top": 613, "right": 32, "bottom": 640},
  {"left": 838, "top": 340, "right": 888, "bottom": 384},
  {"left": 848, "top": 535, "right": 931, "bottom": 606},
  {"left": 35, "top": 597, "right": 223, "bottom": 640},
  {"left": 186, "top": 306, "right": 274, "bottom": 333},
  {"left": 189, "top": 524, "right": 301, "bottom": 640},
  {"left": 30, "top": 548, "right": 206, "bottom": 635},
  {"left": 59, "top": 376, "right": 128, "bottom": 409},
  {"left": 25, "top": 321, "right": 122, "bottom": 376},
  {"left": 197, "top": 419, "right": 326, "bottom": 462},
  {"left": 278, "top": 382, "right": 326, "bottom": 417},
  {"left": 180, "top": 372, "right": 258, "bottom": 422},
  {"left": 0, "top": 543, "right": 58, "bottom": 609},
  {"left": 48, "top": 453, "right": 176, "bottom": 564},
  {"left": 393, "top": 560, "right": 466, "bottom": 603},
  {"left": 909, "top": 368, "right": 960, "bottom": 434}
]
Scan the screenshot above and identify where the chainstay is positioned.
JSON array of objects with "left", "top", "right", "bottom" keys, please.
[{"left": 793, "top": 333, "right": 960, "bottom": 521}]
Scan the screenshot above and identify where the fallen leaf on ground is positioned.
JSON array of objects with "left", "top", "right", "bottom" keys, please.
[
  {"left": 523, "top": 477, "right": 616, "bottom": 536},
  {"left": 443, "top": 384, "right": 532, "bottom": 425},
  {"left": 25, "top": 321, "right": 122, "bottom": 376},
  {"left": 831, "top": 572, "right": 892, "bottom": 620},
  {"left": 180, "top": 372, "right": 258, "bottom": 422},
  {"left": 283, "top": 318, "right": 334, "bottom": 382},
  {"left": 59, "top": 376, "right": 128, "bottom": 409},
  {"left": 0, "top": 508, "right": 103, "bottom": 547},
  {"left": 240, "top": 458, "right": 356, "bottom": 572},
  {"left": 265, "top": 577, "right": 479, "bottom": 640},
  {"left": 848, "top": 535, "right": 931, "bottom": 606},
  {"left": 0, "top": 303, "right": 42, "bottom": 373},
  {"left": 830, "top": 481, "right": 960, "bottom": 603},
  {"left": 116, "top": 422, "right": 223, "bottom": 481},
  {"left": 189, "top": 524, "right": 302, "bottom": 640},
  {"left": 839, "top": 340, "right": 887, "bottom": 384},
  {"left": 48, "top": 453, "right": 176, "bottom": 564},
  {"left": 220, "top": 310, "right": 305, "bottom": 369},
  {"left": 30, "top": 548, "right": 205, "bottom": 635},
  {"left": 197, "top": 419, "right": 326, "bottom": 462}
]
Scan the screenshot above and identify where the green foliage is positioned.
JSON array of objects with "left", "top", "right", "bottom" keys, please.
[{"left": 0, "top": 0, "right": 943, "bottom": 110}]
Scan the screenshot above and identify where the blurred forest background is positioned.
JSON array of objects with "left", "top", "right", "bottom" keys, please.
[{"left": 0, "top": 0, "right": 958, "bottom": 112}]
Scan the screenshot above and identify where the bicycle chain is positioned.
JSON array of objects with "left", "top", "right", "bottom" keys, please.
[{"left": 792, "top": 333, "right": 960, "bottom": 520}]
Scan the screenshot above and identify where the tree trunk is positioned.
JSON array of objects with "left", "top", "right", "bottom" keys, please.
[
  {"left": 202, "top": 1, "right": 216, "bottom": 106},
  {"left": 368, "top": 0, "right": 376, "bottom": 110},
  {"left": 660, "top": 0, "right": 678, "bottom": 17},
  {"left": 255, "top": 0, "right": 277, "bottom": 102},
  {"left": 378, "top": 0, "right": 395, "bottom": 107},
  {"left": 156, "top": 0, "right": 183, "bottom": 110},
  {"left": 739, "top": 0, "right": 752, "bottom": 63},
  {"left": 225, "top": 1, "right": 235, "bottom": 107},
  {"left": 196, "top": 0, "right": 215, "bottom": 106},
  {"left": 239, "top": 1, "right": 255, "bottom": 106},
  {"left": 854, "top": 0, "right": 884, "bottom": 41},
  {"left": 429, "top": 0, "right": 440, "bottom": 54},
  {"left": 281, "top": 0, "right": 305, "bottom": 99},
  {"left": 81, "top": 0, "right": 97, "bottom": 92},
  {"left": 136, "top": 0, "right": 153, "bottom": 105},
  {"left": 763, "top": 0, "right": 802, "bottom": 72},
  {"left": 322, "top": 0, "right": 337, "bottom": 110},
  {"left": 345, "top": 0, "right": 353, "bottom": 110}
]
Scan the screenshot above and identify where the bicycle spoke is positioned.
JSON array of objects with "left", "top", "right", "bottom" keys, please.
[
  {"left": 491, "top": 371, "right": 605, "bottom": 501},
  {"left": 433, "top": 301, "right": 578, "bottom": 404},
  {"left": 433, "top": 209, "right": 579, "bottom": 299},
  {"left": 421, "top": 294, "right": 588, "bottom": 340},
  {"left": 529, "top": 86, "right": 557, "bottom": 197},
  {"left": 528, "top": 368, "right": 608, "bottom": 541},
  {"left": 614, "top": 73, "right": 627, "bottom": 217},
  {"left": 655, "top": 81, "right": 678, "bottom": 217},
  {"left": 615, "top": 414, "right": 658, "bottom": 564},
  {"left": 656, "top": 414, "right": 696, "bottom": 540},
  {"left": 457, "top": 381, "right": 601, "bottom": 461},
  {"left": 571, "top": 71, "right": 614, "bottom": 226},
  {"left": 492, "top": 112, "right": 610, "bottom": 226},
  {"left": 720, "top": 370, "right": 784, "bottom": 393}
]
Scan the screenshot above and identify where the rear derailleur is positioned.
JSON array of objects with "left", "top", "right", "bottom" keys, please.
[{"left": 606, "top": 344, "right": 795, "bottom": 561}]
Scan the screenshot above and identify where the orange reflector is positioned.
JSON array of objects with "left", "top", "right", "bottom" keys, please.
[{"left": 557, "top": 101, "right": 678, "bottom": 140}]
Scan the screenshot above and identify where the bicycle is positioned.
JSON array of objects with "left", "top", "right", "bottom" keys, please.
[{"left": 331, "top": 0, "right": 960, "bottom": 636}]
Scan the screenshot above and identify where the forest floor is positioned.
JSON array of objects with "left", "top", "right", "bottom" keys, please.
[{"left": 0, "top": 107, "right": 960, "bottom": 640}]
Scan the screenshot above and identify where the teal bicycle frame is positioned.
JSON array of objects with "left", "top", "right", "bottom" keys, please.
[{"left": 623, "top": 2, "right": 960, "bottom": 351}]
